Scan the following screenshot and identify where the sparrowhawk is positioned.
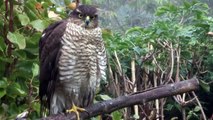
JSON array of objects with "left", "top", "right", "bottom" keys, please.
[{"left": 39, "top": 4, "right": 106, "bottom": 118}]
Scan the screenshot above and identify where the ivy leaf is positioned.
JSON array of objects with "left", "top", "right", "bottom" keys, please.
[
  {"left": 18, "top": 14, "right": 30, "bottom": 26},
  {"left": 30, "top": 19, "right": 48, "bottom": 32},
  {"left": 7, "top": 32, "right": 26, "bottom": 49}
]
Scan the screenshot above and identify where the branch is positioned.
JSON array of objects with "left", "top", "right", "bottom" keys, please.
[
  {"left": 42, "top": 77, "right": 199, "bottom": 120},
  {"left": 3, "top": 0, "right": 14, "bottom": 77}
]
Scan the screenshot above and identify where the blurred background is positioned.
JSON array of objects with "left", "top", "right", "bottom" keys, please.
[{"left": 52, "top": 0, "right": 213, "bottom": 32}]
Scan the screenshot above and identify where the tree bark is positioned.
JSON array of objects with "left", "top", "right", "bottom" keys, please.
[{"left": 42, "top": 77, "right": 199, "bottom": 120}]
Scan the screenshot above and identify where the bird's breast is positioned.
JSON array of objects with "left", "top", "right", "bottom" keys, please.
[{"left": 57, "top": 22, "right": 104, "bottom": 97}]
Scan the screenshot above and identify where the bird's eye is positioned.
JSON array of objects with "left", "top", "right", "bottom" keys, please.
[
  {"left": 78, "top": 14, "right": 83, "bottom": 18},
  {"left": 90, "top": 16, "right": 94, "bottom": 20},
  {"left": 91, "top": 15, "right": 97, "bottom": 20}
]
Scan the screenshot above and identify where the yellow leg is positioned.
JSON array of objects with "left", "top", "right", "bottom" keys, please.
[{"left": 66, "top": 103, "right": 85, "bottom": 120}]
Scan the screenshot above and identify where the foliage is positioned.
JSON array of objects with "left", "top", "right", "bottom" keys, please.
[
  {"left": 0, "top": 0, "right": 68, "bottom": 119},
  {"left": 0, "top": 0, "right": 213, "bottom": 119},
  {"left": 103, "top": 0, "right": 213, "bottom": 119},
  {"left": 92, "top": 0, "right": 213, "bottom": 32}
]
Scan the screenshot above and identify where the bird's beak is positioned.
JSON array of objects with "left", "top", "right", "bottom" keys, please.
[{"left": 85, "top": 16, "right": 90, "bottom": 26}]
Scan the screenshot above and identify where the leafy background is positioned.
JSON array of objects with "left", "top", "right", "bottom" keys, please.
[{"left": 0, "top": 0, "right": 213, "bottom": 119}]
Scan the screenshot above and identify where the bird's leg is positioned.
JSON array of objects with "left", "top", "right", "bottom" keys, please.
[{"left": 66, "top": 102, "right": 86, "bottom": 120}]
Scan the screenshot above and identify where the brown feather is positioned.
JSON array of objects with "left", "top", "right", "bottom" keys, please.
[{"left": 39, "top": 20, "right": 67, "bottom": 116}]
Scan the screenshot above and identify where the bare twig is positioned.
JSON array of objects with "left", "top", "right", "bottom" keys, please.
[
  {"left": 167, "top": 43, "right": 174, "bottom": 82},
  {"left": 131, "top": 58, "right": 139, "bottom": 118},
  {"left": 4, "top": 0, "right": 15, "bottom": 77},
  {"left": 9, "top": 0, "right": 14, "bottom": 32},
  {"left": 108, "top": 63, "right": 120, "bottom": 97},
  {"left": 175, "top": 47, "right": 180, "bottom": 82},
  {"left": 182, "top": 106, "right": 186, "bottom": 120},
  {"left": 42, "top": 78, "right": 199, "bottom": 120},
  {"left": 192, "top": 91, "right": 207, "bottom": 120},
  {"left": 114, "top": 51, "right": 122, "bottom": 75}
]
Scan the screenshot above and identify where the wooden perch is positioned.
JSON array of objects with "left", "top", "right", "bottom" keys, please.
[{"left": 42, "top": 77, "right": 199, "bottom": 120}]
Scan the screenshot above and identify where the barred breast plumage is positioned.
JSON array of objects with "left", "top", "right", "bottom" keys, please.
[
  {"left": 50, "top": 22, "right": 106, "bottom": 114},
  {"left": 39, "top": 4, "right": 106, "bottom": 116}
]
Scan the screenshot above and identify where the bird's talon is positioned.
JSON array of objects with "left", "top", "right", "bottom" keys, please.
[{"left": 66, "top": 103, "right": 86, "bottom": 120}]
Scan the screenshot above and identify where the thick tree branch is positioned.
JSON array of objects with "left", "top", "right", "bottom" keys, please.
[{"left": 42, "top": 77, "right": 199, "bottom": 120}]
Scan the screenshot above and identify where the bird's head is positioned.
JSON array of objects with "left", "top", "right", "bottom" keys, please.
[{"left": 70, "top": 5, "right": 98, "bottom": 29}]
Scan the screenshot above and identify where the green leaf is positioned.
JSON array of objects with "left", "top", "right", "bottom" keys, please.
[
  {"left": 0, "top": 36, "right": 6, "bottom": 52},
  {"left": 183, "top": 1, "right": 191, "bottom": 9},
  {"left": 125, "top": 27, "right": 143, "bottom": 35},
  {"left": 199, "top": 80, "right": 210, "bottom": 92},
  {"left": 165, "top": 104, "right": 174, "bottom": 111},
  {"left": 98, "top": 94, "right": 112, "bottom": 100},
  {"left": 102, "top": 29, "right": 113, "bottom": 40},
  {"left": 133, "top": 46, "right": 142, "bottom": 55},
  {"left": 177, "top": 26, "right": 195, "bottom": 38},
  {"left": 187, "top": 111, "right": 193, "bottom": 119},
  {"left": 32, "top": 63, "right": 39, "bottom": 77},
  {"left": 24, "top": 5, "right": 38, "bottom": 21},
  {"left": 112, "top": 111, "right": 122, "bottom": 120},
  {"left": 7, "top": 32, "right": 26, "bottom": 49},
  {"left": 80, "top": 0, "right": 92, "bottom": 4},
  {"left": 30, "top": 19, "right": 48, "bottom": 32},
  {"left": 8, "top": 102, "right": 19, "bottom": 116},
  {"left": 7, "top": 83, "right": 26, "bottom": 98},
  {"left": 188, "top": 39, "right": 197, "bottom": 45},
  {"left": 18, "top": 14, "right": 30, "bottom": 26},
  {"left": 0, "top": 78, "right": 7, "bottom": 88},
  {"left": 32, "top": 102, "right": 40, "bottom": 113},
  {"left": 64, "top": 0, "right": 70, "bottom": 6},
  {"left": 13, "top": 50, "right": 27, "bottom": 59},
  {"left": 0, "top": 89, "right": 6, "bottom": 98},
  {"left": 156, "top": 3, "right": 177, "bottom": 16},
  {"left": 0, "top": 57, "right": 13, "bottom": 63},
  {"left": 28, "top": 33, "right": 42, "bottom": 45},
  {"left": 194, "top": 106, "right": 200, "bottom": 112}
]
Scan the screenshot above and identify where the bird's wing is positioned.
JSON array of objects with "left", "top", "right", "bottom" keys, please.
[{"left": 39, "top": 20, "right": 67, "bottom": 115}]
